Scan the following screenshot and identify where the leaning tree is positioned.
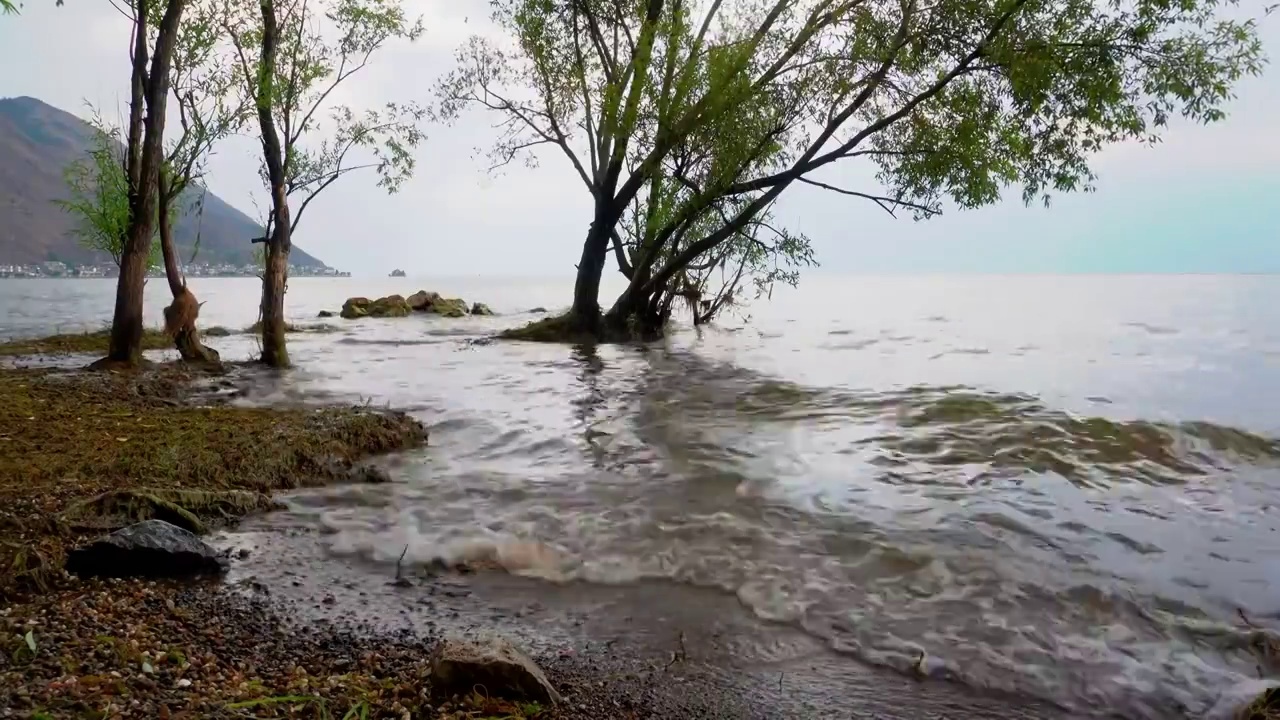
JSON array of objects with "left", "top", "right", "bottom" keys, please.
[
  {"left": 438, "top": 0, "right": 1266, "bottom": 341},
  {"left": 155, "top": 0, "right": 253, "bottom": 363}
]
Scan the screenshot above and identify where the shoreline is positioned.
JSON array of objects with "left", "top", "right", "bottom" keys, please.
[
  {"left": 0, "top": 331, "right": 1268, "bottom": 719},
  {"left": 0, "top": 339, "right": 730, "bottom": 719}
]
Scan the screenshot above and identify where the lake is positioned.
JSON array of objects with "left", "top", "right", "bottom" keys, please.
[{"left": 3, "top": 274, "right": 1279, "bottom": 718}]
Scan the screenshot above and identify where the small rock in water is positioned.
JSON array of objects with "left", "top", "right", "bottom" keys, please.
[
  {"left": 65, "top": 520, "right": 228, "bottom": 579},
  {"left": 528, "top": 307, "right": 548, "bottom": 314},
  {"left": 469, "top": 302, "right": 495, "bottom": 316},
  {"left": 347, "top": 462, "right": 391, "bottom": 484},
  {"left": 429, "top": 637, "right": 561, "bottom": 705},
  {"left": 317, "top": 310, "right": 335, "bottom": 318}
]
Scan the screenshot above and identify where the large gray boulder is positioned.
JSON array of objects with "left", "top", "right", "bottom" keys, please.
[
  {"left": 429, "top": 637, "right": 561, "bottom": 704},
  {"left": 65, "top": 519, "right": 228, "bottom": 578}
]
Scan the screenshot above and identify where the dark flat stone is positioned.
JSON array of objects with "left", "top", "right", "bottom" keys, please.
[{"left": 66, "top": 519, "right": 228, "bottom": 579}]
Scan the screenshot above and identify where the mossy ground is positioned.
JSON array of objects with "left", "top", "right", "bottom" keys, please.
[
  {"left": 0, "top": 359, "right": 448, "bottom": 718},
  {"left": 0, "top": 327, "right": 172, "bottom": 357},
  {"left": 0, "top": 337, "right": 652, "bottom": 719},
  {"left": 0, "top": 363, "right": 426, "bottom": 598},
  {"left": 497, "top": 312, "right": 654, "bottom": 344}
]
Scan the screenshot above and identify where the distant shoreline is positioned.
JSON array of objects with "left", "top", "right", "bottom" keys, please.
[{"left": 0, "top": 272, "right": 351, "bottom": 279}]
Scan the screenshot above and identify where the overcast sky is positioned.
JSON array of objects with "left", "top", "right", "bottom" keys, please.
[{"left": 1, "top": 1, "right": 1276, "bottom": 277}]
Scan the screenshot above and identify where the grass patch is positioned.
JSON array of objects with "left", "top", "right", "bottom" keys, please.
[
  {"left": 1238, "top": 686, "right": 1280, "bottom": 719},
  {"left": 0, "top": 327, "right": 172, "bottom": 357},
  {"left": 497, "top": 313, "right": 601, "bottom": 344},
  {"left": 0, "top": 365, "right": 426, "bottom": 598},
  {"left": 497, "top": 311, "right": 662, "bottom": 344}
]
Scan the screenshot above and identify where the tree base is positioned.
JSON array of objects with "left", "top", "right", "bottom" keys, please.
[
  {"left": 87, "top": 357, "right": 155, "bottom": 373},
  {"left": 496, "top": 312, "right": 665, "bottom": 344},
  {"left": 174, "top": 329, "right": 221, "bottom": 366}
]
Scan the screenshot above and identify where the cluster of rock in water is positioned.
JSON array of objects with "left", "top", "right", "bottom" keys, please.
[{"left": 325, "top": 290, "right": 495, "bottom": 320}]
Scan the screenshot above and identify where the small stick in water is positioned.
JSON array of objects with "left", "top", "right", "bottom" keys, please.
[{"left": 390, "top": 544, "right": 412, "bottom": 588}]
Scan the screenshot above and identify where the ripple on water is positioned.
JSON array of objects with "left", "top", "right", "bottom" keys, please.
[{"left": 232, "top": 344, "right": 1280, "bottom": 718}]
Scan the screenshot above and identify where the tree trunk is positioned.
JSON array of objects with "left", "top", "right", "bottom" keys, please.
[
  {"left": 255, "top": 0, "right": 293, "bottom": 368},
  {"left": 99, "top": 0, "right": 188, "bottom": 367},
  {"left": 259, "top": 224, "right": 290, "bottom": 368},
  {"left": 104, "top": 249, "right": 149, "bottom": 366},
  {"left": 158, "top": 179, "right": 219, "bottom": 364},
  {"left": 570, "top": 196, "right": 623, "bottom": 334}
]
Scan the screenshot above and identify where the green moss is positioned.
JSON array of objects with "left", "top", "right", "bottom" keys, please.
[
  {"left": 0, "top": 365, "right": 427, "bottom": 597},
  {"left": 498, "top": 313, "right": 600, "bottom": 344},
  {"left": 60, "top": 488, "right": 285, "bottom": 536},
  {"left": 62, "top": 489, "right": 208, "bottom": 534},
  {"left": 427, "top": 297, "right": 468, "bottom": 318},
  {"left": 0, "top": 328, "right": 171, "bottom": 357},
  {"left": 1237, "top": 686, "right": 1280, "bottom": 720},
  {"left": 497, "top": 311, "right": 661, "bottom": 344}
]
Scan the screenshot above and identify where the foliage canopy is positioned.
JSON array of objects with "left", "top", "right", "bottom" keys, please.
[{"left": 440, "top": 0, "right": 1267, "bottom": 332}]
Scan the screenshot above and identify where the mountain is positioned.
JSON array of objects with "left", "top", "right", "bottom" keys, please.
[{"left": 0, "top": 96, "right": 327, "bottom": 268}]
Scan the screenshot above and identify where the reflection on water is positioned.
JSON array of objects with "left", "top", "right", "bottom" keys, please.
[{"left": 4, "top": 274, "right": 1280, "bottom": 718}]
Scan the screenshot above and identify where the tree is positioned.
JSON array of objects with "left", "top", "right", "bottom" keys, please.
[
  {"left": 439, "top": 0, "right": 1266, "bottom": 340},
  {"left": 156, "top": 0, "right": 252, "bottom": 363},
  {"left": 55, "top": 110, "right": 163, "bottom": 273},
  {"left": 97, "top": 0, "right": 190, "bottom": 367},
  {"left": 224, "top": 0, "right": 426, "bottom": 368}
]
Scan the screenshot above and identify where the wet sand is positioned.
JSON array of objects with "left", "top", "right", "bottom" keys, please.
[{"left": 219, "top": 523, "right": 1074, "bottom": 720}]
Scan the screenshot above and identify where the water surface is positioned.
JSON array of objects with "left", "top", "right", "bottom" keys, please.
[{"left": 4, "top": 274, "right": 1279, "bottom": 718}]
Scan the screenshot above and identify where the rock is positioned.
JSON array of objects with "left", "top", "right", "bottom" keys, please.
[
  {"left": 469, "top": 302, "right": 495, "bottom": 316},
  {"left": 341, "top": 297, "right": 371, "bottom": 319},
  {"left": 389, "top": 268, "right": 406, "bottom": 277},
  {"left": 60, "top": 488, "right": 206, "bottom": 534},
  {"left": 428, "top": 297, "right": 468, "bottom": 318},
  {"left": 203, "top": 326, "right": 233, "bottom": 337},
  {"left": 429, "top": 637, "right": 561, "bottom": 705},
  {"left": 367, "top": 295, "right": 412, "bottom": 318},
  {"left": 65, "top": 519, "right": 228, "bottom": 579},
  {"left": 407, "top": 290, "right": 441, "bottom": 311},
  {"left": 528, "top": 307, "right": 548, "bottom": 314},
  {"left": 317, "top": 310, "right": 335, "bottom": 318},
  {"left": 347, "top": 462, "right": 391, "bottom": 484}
]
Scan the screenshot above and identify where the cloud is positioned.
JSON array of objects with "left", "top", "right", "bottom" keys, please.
[{"left": 1, "top": 0, "right": 1275, "bottom": 277}]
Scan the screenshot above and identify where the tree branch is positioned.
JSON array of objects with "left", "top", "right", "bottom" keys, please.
[{"left": 795, "top": 177, "right": 938, "bottom": 217}]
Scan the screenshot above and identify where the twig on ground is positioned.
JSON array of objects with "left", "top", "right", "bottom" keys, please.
[
  {"left": 390, "top": 544, "right": 412, "bottom": 588},
  {"left": 664, "top": 630, "right": 686, "bottom": 670}
]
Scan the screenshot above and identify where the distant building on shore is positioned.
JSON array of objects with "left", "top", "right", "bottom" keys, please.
[{"left": 0, "top": 261, "right": 349, "bottom": 279}]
